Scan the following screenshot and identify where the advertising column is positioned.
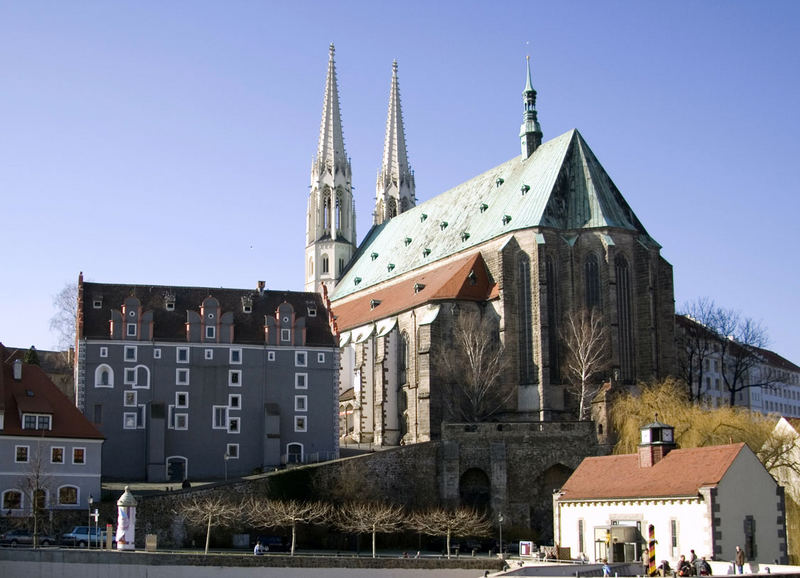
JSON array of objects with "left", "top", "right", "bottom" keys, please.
[{"left": 116, "top": 486, "right": 137, "bottom": 550}]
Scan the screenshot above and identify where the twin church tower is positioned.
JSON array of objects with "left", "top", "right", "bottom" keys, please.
[
  {"left": 305, "top": 44, "right": 542, "bottom": 295},
  {"left": 304, "top": 44, "right": 416, "bottom": 295}
]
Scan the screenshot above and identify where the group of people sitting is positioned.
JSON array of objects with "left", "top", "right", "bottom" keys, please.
[{"left": 673, "top": 550, "right": 712, "bottom": 576}]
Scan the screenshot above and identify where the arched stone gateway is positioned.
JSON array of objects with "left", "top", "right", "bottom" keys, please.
[{"left": 459, "top": 468, "right": 491, "bottom": 511}]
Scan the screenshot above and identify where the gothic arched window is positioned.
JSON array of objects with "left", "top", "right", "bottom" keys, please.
[
  {"left": 546, "top": 255, "right": 560, "bottom": 383},
  {"left": 615, "top": 255, "right": 634, "bottom": 382},
  {"left": 398, "top": 331, "right": 409, "bottom": 385},
  {"left": 323, "top": 194, "right": 331, "bottom": 230},
  {"left": 517, "top": 253, "right": 534, "bottom": 383},
  {"left": 388, "top": 198, "right": 397, "bottom": 219},
  {"left": 585, "top": 253, "right": 600, "bottom": 310},
  {"left": 322, "top": 254, "right": 329, "bottom": 274},
  {"left": 335, "top": 195, "right": 342, "bottom": 230}
]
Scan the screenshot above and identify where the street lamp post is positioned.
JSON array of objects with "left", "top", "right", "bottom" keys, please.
[
  {"left": 224, "top": 452, "right": 230, "bottom": 481},
  {"left": 88, "top": 495, "right": 93, "bottom": 550},
  {"left": 498, "top": 513, "right": 504, "bottom": 560}
]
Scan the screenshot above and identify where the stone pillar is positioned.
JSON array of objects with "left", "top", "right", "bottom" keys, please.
[{"left": 116, "top": 486, "right": 137, "bottom": 550}]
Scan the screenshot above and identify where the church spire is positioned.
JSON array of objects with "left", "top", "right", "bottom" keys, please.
[
  {"left": 316, "top": 43, "right": 348, "bottom": 175},
  {"left": 374, "top": 60, "right": 415, "bottom": 225},
  {"left": 519, "top": 55, "right": 543, "bottom": 158},
  {"left": 305, "top": 44, "right": 356, "bottom": 296}
]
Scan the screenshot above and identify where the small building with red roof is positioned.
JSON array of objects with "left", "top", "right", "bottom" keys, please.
[
  {"left": 1, "top": 343, "right": 103, "bottom": 516},
  {"left": 553, "top": 421, "right": 788, "bottom": 567}
]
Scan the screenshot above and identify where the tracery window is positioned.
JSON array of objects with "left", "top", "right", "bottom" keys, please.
[
  {"left": 398, "top": 331, "right": 409, "bottom": 385},
  {"left": 615, "top": 255, "right": 634, "bottom": 382},
  {"left": 546, "top": 256, "right": 560, "bottom": 383},
  {"left": 517, "top": 253, "right": 534, "bottom": 383},
  {"left": 585, "top": 254, "right": 600, "bottom": 310}
]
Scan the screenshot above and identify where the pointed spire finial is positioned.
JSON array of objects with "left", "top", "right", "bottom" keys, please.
[{"left": 519, "top": 55, "right": 542, "bottom": 158}]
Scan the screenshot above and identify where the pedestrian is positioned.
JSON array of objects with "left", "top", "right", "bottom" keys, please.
[
  {"left": 254, "top": 540, "right": 265, "bottom": 555},
  {"left": 735, "top": 545, "right": 745, "bottom": 574},
  {"left": 603, "top": 559, "right": 612, "bottom": 577}
]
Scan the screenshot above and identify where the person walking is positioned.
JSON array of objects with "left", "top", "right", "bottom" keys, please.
[{"left": 735, "top": 545, "right": 745, "bottom": 574}]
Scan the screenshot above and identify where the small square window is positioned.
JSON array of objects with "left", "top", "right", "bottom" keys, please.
[
  {"left": 177, "top": 347, "right": 189, "bottom": 363},
  {"left": 124, "top": 390, "right": 137, "bottom": 407},
  {"left": 127, "top": 323, "right": 137, "bottom": 337},
  {"left": 228, "top": 394, "right": 241, "bottom": 409},
  {"left": 226, "top": 444, "right": 239, "bottom": 458},
  {"left": 205, "top": 349, "right": 213, "bottom": 360},
  {"left": 317, "top": 352, "right": 325, "bottom": 363},
  {"left": 230, "top": 349, "right": 242, "bottom": 364},
  {"left": 295, "top": 373, "right": 307, "bottom": 389},
  {"left": 281, "top": 328, "right": 291, "bottom": 342},
  {"left": 125, "top": 368, "right": 136, "bottom": 385},
  {"left": 15, "top": 446, "right": 29, "bottom": 463},
  {"left": 165, "top": 301, "right": 175, "bottom": 312},
  {"left": 93, "top": 299, "right": 103, "bottom": 309},
  {"left": 174, "top": 413, "right": 188, "bottom": 430},
  {"left": 229, "top": 370, "right": 242, "bottom": 387},
  {"left": 153, "top": 348, "right": 161, "bottom": 359},
  {"left": 176, "top": 368, "right": 190, "bottom": 385},
  {"left": 99, "top": 347, "right": 108, "bottom": 358},
  {"left": 51, "top": 447, "right": 64, "bottom": 464},
  {"left": 243, "top": 304, "right": 252, "bottom": 314},
  {"left": 295, "top": 351, "right": 307, "bottom": 367},
  {"left": 205, "top": 326, "right": 216, "bottom": 340},
  {"left": 295, "top": 395, "right": 307, "bottom": 412},
  {"left": 123, "top": 412, "right": 137, "bottom": 429},
  {"left": 72, "top": 448, "right": 85, "bottom": 465},
  {"left": 176, "top": 392, "right": 189, "bottom": 408},
  {"left": 267, "top": 351, "right": 276, "bottom": 361},
  {"left": 307, "top": 306, "right": 317, "bottom": 317},
  {"left": 294, "top": 416, "right": 307, "bottom": 432},
  {"left": 124, "top": 346, "right": 137, "bottom": 362},
  {"left": 228, "top": 416, "right": 240, "bottom": 434}
]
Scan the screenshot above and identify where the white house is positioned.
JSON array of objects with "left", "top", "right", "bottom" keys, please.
[{"left": 553, "top": 421, "right": 788, "bottom": 567}]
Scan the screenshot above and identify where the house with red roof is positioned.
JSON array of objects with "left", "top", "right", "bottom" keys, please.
[
  {"left": 553, "top": 420, "right": 788, "bottom": 567},
  {"left": 1, "top": 343, "right": 103, "bottom": 517}
]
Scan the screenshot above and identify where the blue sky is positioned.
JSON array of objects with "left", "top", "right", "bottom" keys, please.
[{"left": 1, "top": 1, "right": 798, "bottom": 361}]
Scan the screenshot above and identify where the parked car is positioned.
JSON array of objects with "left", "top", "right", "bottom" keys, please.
[
  {"left": 0, "top": 528, "right": 56, "bottom": 546},
  {"left": 61, "top": 526, "right": 108, "bottom": 548}
]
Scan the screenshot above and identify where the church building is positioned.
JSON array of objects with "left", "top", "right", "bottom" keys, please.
[{"left": 305, "top": 47, "right": 677, "bottom": 446}]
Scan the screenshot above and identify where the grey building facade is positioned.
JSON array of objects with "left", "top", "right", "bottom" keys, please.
[{"left": 75, "top": 275, "right": 339, "bottom": 482}]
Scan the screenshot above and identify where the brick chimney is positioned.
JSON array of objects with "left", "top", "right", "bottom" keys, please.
[{"left": 13, "top": 359, "right": 22, "bottom": 381}]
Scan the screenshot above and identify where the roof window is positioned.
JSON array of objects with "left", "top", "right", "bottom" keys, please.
[
  {"left": 420, "top": 213, "right": 427, "bottom": 222},
  {"left": 495, "top": 177, "right": 504, "bottom": 187},
  {"left": 422, "top": 248, "right": 431, "bottom": 257},
  {"left": 370, "top": 299, "right": 381, "bottom": 310},
  {"left": 371, "top": 252, "right": 379, "bottom": 261},
  {"left": 461, "top": 232, "right": 470, "bottom": 242},
  {"left": 480, "top": 203, "right": 488, "bottom": 213},
  {"left": 521, "top": 184, "right": 530, "bottom": 195},
  {"left": 502, "top": 215, "right": 512, "bottom": 225},
  {"left": 354, "top": 277, "right": 362, "bottom": 285},
  {"left": 387, "top": 263, "right": 395, "bottom": 272},
  {"left": 439, "top": 221, "right": 448, "bottom": 230},
  {"left": 414, "top": 283, "right": 425, "bottom": 294},
  {"left": 404, "top": 237, "right": 412, "bottom": 246}
]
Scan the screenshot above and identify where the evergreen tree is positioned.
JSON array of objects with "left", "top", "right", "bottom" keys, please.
[{"left": 23, "top": 346, "right": 40, "bottom": 366}]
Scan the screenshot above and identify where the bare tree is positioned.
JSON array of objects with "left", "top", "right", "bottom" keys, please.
[
  {"left": 676, "top": 298, "right": 717, "bottom": 402},
  {"left": 258, "top": 499, "right": 330, "bottom": 556},
  {"left": 177, "top": 494, "right": 242, "bottom": 554},
  {"left": 332, "top": 502, "right": 406, "bottom": 558},
  {"left": 50, "top": 282, "right": 78, "bottom": 351},
  {"left": 21, "top": 441, "right": 53, "bottom": 549},
  {"left": 437, "top": 308, "right": 511, "bottom": 422},
  {"left": 561, "top": 308, "right": 609, "bottom": 420},
  {"left": 409, "top": 507, "right": 491, "bottom": 559},
  {"left": 678, "top": 299, "right": 777, "bottom": 407}
]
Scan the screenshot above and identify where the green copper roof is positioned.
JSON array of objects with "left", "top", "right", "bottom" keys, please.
[{"left": 332, "top": 129, "right": 656, "bottom": 301}]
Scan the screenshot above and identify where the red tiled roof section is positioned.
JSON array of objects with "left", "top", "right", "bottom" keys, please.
[
  {"left": 1, "top": 358, "right": 103, "bottom": 440},
  {"left": 559, "top": 443, "right": 746, "bottom": 501},
  {"left": 332, "top": 252, "right": 497, "bottom": 331}
]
